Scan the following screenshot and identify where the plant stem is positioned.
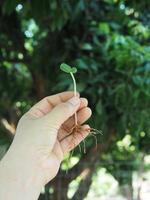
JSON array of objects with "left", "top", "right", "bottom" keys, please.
[
  {"left": 70, "top": 72, "right": 77, "bottom": 96},
  {"left": 70, "top": 72, "right": 78, "bottom": 125}
]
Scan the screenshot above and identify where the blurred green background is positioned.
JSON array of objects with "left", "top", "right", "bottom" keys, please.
[{"left": 0, "top": 0, "right": 150, "bottom": 199}]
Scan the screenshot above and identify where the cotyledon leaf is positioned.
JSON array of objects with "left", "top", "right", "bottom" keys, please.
[
  {"left": 71, "top": 67, "right": 77, "bottom": 73},
  {"left": 60, "top": 63, "right": 77, "bottom": 73},
  {"left": 60, "top": 63, "right": 72, "bottom": 73}
]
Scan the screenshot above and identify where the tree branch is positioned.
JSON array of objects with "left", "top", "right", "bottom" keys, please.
[
  {"left": 72, "top": 167, "right": 94, "bottom": 200},
  {"left": 0, "top": 118, "right": 14, "bottom": 141}
]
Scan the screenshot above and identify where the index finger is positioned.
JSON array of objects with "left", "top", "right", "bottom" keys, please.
[{"left": 28, "top": 91, "right": 80, "bottom": 118}]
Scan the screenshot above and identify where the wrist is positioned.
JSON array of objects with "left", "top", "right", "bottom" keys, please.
[{"left": 0, "top": 145, "right": 43, "bottom": 200}]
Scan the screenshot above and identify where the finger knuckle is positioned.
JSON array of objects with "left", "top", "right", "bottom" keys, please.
[
  {"left": 61, "top": 102, "right": 72, "bottom": 113},
  {"left": 44, "top": 96, "right": 49, "bottom": 101}
]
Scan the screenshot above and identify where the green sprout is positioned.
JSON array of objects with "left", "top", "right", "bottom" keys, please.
[
  {"left": 60, "top": 63, "right": 77, "bottom": 95},
  {"left": 60, "top": 63, "right": 78, "bottom": 125},
  {"left": 60, "top": 63, "right": 102, "bottom": 155}
]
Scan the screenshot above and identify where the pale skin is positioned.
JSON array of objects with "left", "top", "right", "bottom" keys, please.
[{"left": 0, "top": 91, "right": 92, "bottom": 200}]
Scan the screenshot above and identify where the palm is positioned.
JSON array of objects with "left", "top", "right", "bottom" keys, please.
[{"left": 28, "top": 92, "right": 91, "bottom": 182}]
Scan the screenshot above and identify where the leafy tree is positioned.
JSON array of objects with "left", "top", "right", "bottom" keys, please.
[{"left": 0, "top": 0, "right": 150, "bottom": 199}]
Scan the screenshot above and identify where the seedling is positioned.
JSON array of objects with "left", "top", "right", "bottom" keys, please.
[
  {"left": 60, "top": 63, "right": 78, "bottom": 126},
  {"left": 60, "top": 63, "right": 102, "bottom": 154}
]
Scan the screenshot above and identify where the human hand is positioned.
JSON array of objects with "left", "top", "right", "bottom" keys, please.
[{"left": 0, "top": 91, "right": 91, "bottom": 199}]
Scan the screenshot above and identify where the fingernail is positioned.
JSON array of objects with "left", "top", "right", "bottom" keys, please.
[{"left": 68, "top": 96, "right": 80, "bottom": 106}]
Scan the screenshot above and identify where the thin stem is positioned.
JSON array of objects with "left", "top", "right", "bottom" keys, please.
[
  {"left": 70, "top": 72, "right": 77, "bottom": 96},
  {"left": 70, "top": 72, "right": 78, "bottom": 125}
]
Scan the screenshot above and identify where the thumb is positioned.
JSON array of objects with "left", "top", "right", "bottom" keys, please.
[{"left": 41, "top": 96, "right": 80, "bottom": 128}]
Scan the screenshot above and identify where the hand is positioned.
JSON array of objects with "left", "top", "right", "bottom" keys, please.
[{"left": 0, "top": 91, "right": 91, "bottom": 200}]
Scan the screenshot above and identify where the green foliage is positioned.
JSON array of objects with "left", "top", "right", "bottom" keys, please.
[{"left": 0, "top": 0, "right": 150, "bottom": 197}]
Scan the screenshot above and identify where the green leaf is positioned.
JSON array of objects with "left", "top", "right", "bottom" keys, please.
[
  {"left": 81, "top": 43, "right": 93, "bottom": 50},
  {"left": 99, "top": 22, "right": 110, "bottom": 35},
  {"left": 60, "top": 63, "right": 72, "bottom": 73},
  {"left": 71, "top": 67, "right": 77, "bottom": 73},
  {"left": 60, "top": 63, "right": 77, "bottom": 74}
]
